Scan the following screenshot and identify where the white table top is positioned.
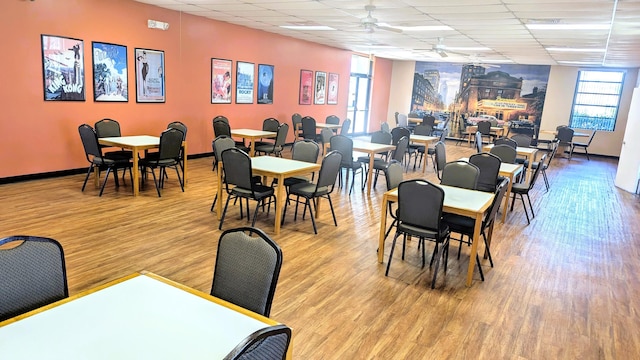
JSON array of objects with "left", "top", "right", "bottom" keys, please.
[
  {"left": 459, "top": 157, "right": 523, "bottom": 176},
  {"left": 315, "top": 123, "right": 341, "bottom": 129},
  {"left": 352, "top": 139, "right": 396, "bottom": 152},
  {"left": 99, "top": 135, "right": 159, "bottom": 147},
  {"left": 386, "top": 183, "right": 494, "bottom": 214},
  {"left": 0, "top": 274, "right": 272, "bottom": 359},
  {"left": 410, "top": 134, "right": 438, "bottom": 143},
  {"left": 231, "top": 129, "right": 277, "bottom": 138},
  {"left": 252, "top": 156, "right": 320, "bottom": 174},
  {"left": 484, "top": 143, "right": 538, "bottom": 155}
]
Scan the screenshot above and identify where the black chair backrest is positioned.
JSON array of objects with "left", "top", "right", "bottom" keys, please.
[
  {"left": 78, "top": 124, "right": 103, "bottom": 160},
  {"left": 370, "top": 130, "right": 392, "bottom": 145},
  {"left": 383, "top": 160, "right": 404, "bottom": 191},
  {"left": 584, "top": 130, "right": 597, "bottom": 145},
  {"left": 422, "top": 115, "right": 436, "bottom": 127},
  {"left": 213, "top": 115, "right": 229, "bottom": 124},
  {"left": 527, "top": 154, "right": 547, "bottom": 190},
  {"left": 211, "top": 227, "right": 282, "bottom": 317},
  {"left": 547, "top": 140, "right": 560, "bottom": 166},
  {"left": 484, "top": 177, "right": 510, "bottom": 228},
  {"left": 490, "top": 144, "right": 517, "bottom": 164},
  {"left": 0, "top": 235, "right": 68, "bottom": 321},
  {"left": 556, "top": 126, "right": 574, "bottom": 143},
  {"left": 494, "top": 137, "right": 517, "bottom": 148},
  {"left": 291, "top": 113, "right": 302, "bottom": 130},
  {"left": 326, "top": 115, "right": 340, "bottom": 125},
  {"left": 214, "top": 119, "right": 232, "bottom": 138},
  {"left": 262, "top": 118, "right": 279, "bottom": 132},
  {"left": 413, "top": 124, "right": 433, "bottom": 136},
  {"left": 292, "top": 139, "right": 319, "bottom": 163},
  {"left": 441, "top": 160, "right": 479, "bottom": 190},
  {"left": 274, "top": 123, "right": 289, "bottom": 148},
  {"left": 329, "top": 135, "right": 354, "bottom": 167},
  {"left": 213, "top": 135, "right": 236, "bottom": 164},
  {"left": 315, "top": 151, "right": 342, "bottom": 192},
  {"left": 392, "top": 136, "right": 409, "bottom": 162},
  {"left": 301, "top": 116, "right": 317, "bottom": 140},
  {"left": 391, "top": 127, "right": 411, "bottom": 146},
  {"left": 510, "top": 134, "right": 532, "bottom": 148},
  {"left": 397, "top": 179, "right": 444, "bottom": 231},
  {"left": 223, "top": 324, "right": 292, "bottom": 360},
  {"left": 340, "top": 118, "right": 351, "bottom": 135},
  {"left": 434, "top": 141, "right": 447, "bottom": 179},
  {"left": 94, "top": 118, "right": 122, "bottom": 138},
  {"left": 221, "top": 148, "right": 254, "bottom": 192},
  {"left": 156, "top": 128, "right": 184, "bottom": 162},
  {"left": 477, "top": 120, "right": 492, "bottom": 135},
  {"left": 320, "top": 128, "right": 333, "bottom": 146},
  {"left": 470, "top": 152, "right": 502, "bottom": 192},
  {"left": 168, "top": 121, "right": 187, "bottom": 140}
]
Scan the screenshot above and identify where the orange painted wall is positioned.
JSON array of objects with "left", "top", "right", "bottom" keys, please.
[
  {"left": 0, "top": 0, "right": 354, "bottom": 178},
  {"left": 369, "top": 57, "right": 393, "bottom": 132}
]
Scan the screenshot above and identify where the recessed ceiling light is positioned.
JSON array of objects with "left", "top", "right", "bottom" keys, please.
[
  {"left": 280, "top": 25, "right": 335, "bottom": 31},
  {"left": 546, "top": 47, "right": 606, "bottom": 53},
  {"left": 526, "top": 23, "right": 610, "bottom": 30}
]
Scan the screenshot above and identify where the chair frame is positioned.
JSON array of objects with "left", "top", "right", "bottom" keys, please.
[
  {"left": 223, "top": 324, "right": 292, "bottom": 360},
  {"left": 510, "top": 154, "right": 547, "bottom": 224},
  {"left": 140, "top": 127, "right": 185, "bottom": 197}
]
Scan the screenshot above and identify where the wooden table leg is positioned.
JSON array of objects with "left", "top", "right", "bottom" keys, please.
[
  {"left": 501, "top": 173, "right": 515, "bottom": 223},
  {"left": 366, "top": 152, "right": 374, "bottom": 194},
  {"left": 274, "top": 174, "right": 284, "bottom": 235},
  {"left": 378, "top": 194, "right": 389, "bottom": 263},
  {"left": 525, "top": 152, "right": 536, "bottom": 183},
  {"left": 466, "top": 212, "right": 484, "bottom": 287},
  {"left": 132, "top": 151, "right": 140, "bottom": 196}
]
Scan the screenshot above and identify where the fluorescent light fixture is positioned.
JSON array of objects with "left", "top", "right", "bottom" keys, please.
[
  {"left": 280, "top": 25, "right": 335, "bottom": 31},
  {"left": 358, "top": 45, "right": 396, "bottom": 49},
  {"left": 546, "top": 47, "right": 606, "bottom": 53},
  {"left": 446, "top": 46, "right": 491, "bottom": 51},
  {"left": 526, "top": 23, "right": 610, "bottom": 30},
  {"left": 557, "top": 61, "right": 602, "bottom": 65},
  {"left": 377, "top": 23, "right": 453, "bottom": 32}
]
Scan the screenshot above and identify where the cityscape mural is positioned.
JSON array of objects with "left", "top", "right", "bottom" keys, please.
[{"left": 411, "top": 61, "right": 551, "bottom": 138}]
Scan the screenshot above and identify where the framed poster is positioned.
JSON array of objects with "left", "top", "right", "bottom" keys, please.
[
  {"left": 299, "top": 70, "right": 313, "bottom": 105},
  {"left": 92, "top": 42, "right": 128, "bottom": 102},
  {"left": 135, "top": 48, "right": 165, "bottom": 103},
  {"left": 41, "top": 34, "right": 85, "bottom": 101},
  {"left": 211, "top": 58, "right": 232, "bottom": 104},
  {"left": 257, "top": 64, "right": 274, "bottom": 104},
  {"left": 327, "top": 73, "right": 339, "bottom": 105},
  {"left": 236, "top": 61, "right": 254, "bottom": 104},
  {"left": 314, "top": 71, "right": 326, "bottom": 105}
]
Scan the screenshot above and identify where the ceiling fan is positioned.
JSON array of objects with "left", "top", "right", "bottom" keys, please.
[
  {"left": 360, "top": 5, "right": 402, "bottom": 34},
  {"left": 426, "top": 37, "right": 469, "bottom": 58}
]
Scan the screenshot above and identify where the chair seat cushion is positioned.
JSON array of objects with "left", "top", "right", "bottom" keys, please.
[
  {"left": 442, "top": 213, "right": 475, "bottom": 235},
  {"left": 289, "top": 183, "right": 329, "bottom": 197},
  {"left": 104, "top": 150, "right": 133, "bottom": 160},
  {"left": 255, "top": 144, "right": 282, "bottom": 153},
  {"left": 283, "top": 176, "right": 309, "bottom": 187},
  {"left": 232, "top": 184, "right": 274, "bottom": 199},
  {"left": 398, "top": 222, "right": 449, "bottom": 241}
]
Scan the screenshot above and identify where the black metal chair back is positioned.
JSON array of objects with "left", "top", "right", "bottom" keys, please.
[
  {"left": 326, "top": 115, "right": 340, "bottom": 125},
  {"left": 490, "top": 144, "right": 517, "bottom": 164},
  {"left": 223, "top": 324, "right": 292, "bottom": 360},
  {"left": 301, "top": 116, "right": 317, "bottom": 140},
  {"left": 494, "top": 137, "right": 517, "bottom": 148},
  {"left": 441, "top": 160, "right": 479, "bottom": 190},
  {"left": 469, "top": 152, "right": 502, "bottom": 192},
  {"left": 213, "top": 119, "right": 232, "bottom": 138}
]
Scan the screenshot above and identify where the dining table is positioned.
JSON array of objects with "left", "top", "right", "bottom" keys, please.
[
  {"left": 230, "top": 129, "right": 277, "bottom": 157},
  {"left": 378, "top": 184, "right": 494, "bottom": 287},
  {"left": 352, "top": 139, "right": 397, "bottom": 194},
  {"left": 459, "top": 157, "right": 523, "bottom": 223},
  {"left": 409, "top": 134, "right": 439, "bottom": 173},
  {"left": 98, "top": 135, "right": 187, "bottom": 196},
  {"left": 0, "top": 272, "right": 289, "bottom": 359},
  {"left": 483, "top": 143, "right": 537, "bottom": 183},
  {"left": 216, "top": 156, "right": 321, "bottom": 235},
  {"left": 466, "top": 125, "right": 507, "bottom": 145}
]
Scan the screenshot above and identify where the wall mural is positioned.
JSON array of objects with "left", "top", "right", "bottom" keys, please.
[{"left": 411, "top": 61, "right": 551, "bottom": 138}]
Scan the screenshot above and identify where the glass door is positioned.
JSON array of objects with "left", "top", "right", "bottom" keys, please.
[{"left": 347, "top": 55, "right": 372, "bottom": 135}]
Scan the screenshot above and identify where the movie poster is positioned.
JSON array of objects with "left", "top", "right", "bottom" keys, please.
[
  {"left": 314, "top": 71, "right": 326, "bottom": 105},
  {"left": 257, "top": 64, "right": 274, "bottom": 104},
  {"left": 327, "top": 73, "right": 339, "bottom": 105},
  {"left": 299, "top": 70, "right": 313, "bottom": 105},
  {"left": 135, "top": 48, "right": 165, "bottom": 103},
  {"left": 236, "top": 61, "right": 254, "bottom": 104},
  {"left": 41, "top": 35, "right": 85, "bottom": 101},
  {"left": 211, "top": 58, "right": 232, "bottom": 104},
  {"left": 92, "top": 42, "right": 128, "bottom": 102}
]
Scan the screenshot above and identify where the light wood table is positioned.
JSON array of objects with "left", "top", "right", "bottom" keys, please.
[
  {"left": 484, "top": 144, "right": 537, "bottom": 183},
  {"left": 460, "top": 157, "right": 523, "bottom": 223},
  {"left": 352, "top": 139, "right": 396, "bottom": 194},
  {"left": 410, "top": 134, "right": 439, "bottom": 173},
  {"left": 466, "top": 125, "right": 506, "bottom": 145},
  {"left": 378, "top": 184, "right": 494, "bottom": 287},
  {"left": 231, "top": 129, "right": 277, "bottom": 157},
  {"left": 0, "top": 272, "right": 289, "bottom": 359},
  {"left": 216, "top": 156, "right": 320, "bottom": 235},
  {"left": 315, "top": 122, "right": 342, "bottom": 131},
  {"left": 99, "top": 135, "right": 187, "bottom": 196}
]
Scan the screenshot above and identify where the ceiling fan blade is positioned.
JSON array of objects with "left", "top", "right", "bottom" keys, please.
[
  {"left": 377, "top": 25, "right": 402, "bottom": 34},
  {"left": 438, "top": 51, "right": 448, "bottom": 58}
]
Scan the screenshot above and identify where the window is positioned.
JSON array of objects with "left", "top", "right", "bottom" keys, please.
[{"left": 569, "top": 70, "right": 625, "bottom": 131}]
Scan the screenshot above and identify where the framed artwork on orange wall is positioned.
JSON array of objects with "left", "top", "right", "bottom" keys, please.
[
  {"left": 327, "top": 72, "right": 339, "bottom": 105},
  {"left": 299, "top": 69, "right": 313, "bottom": 105},
  {"left": 314, "top": 71, "right": 326, "bottom": 105}
]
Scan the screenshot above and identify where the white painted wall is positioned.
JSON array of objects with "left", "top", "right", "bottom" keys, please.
[{"left": 387, "top": 62, "right": 639, "bottom": 157}]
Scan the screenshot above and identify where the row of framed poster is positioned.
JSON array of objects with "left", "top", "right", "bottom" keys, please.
[
  {"left": 42, "top": 34, "right": 164, "bottom": 103},
  {"left": 300, "top": 70, "right": 338, "bottom": 105},
  {"left": 211, "top": 59, "right": 274, "bottom": 104}
]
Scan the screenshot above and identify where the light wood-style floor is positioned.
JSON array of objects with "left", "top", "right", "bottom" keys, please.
[{"left": 1, "top": 141, "right": 638, "bottom": 359}]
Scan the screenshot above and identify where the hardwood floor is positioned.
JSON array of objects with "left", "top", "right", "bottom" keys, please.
[{"left": 0, "top": 141, "right": 637, "bottom": 359}]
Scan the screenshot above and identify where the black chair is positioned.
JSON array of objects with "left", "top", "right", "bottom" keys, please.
[
  {"left": 78, "top": 124, "right": 133, "bottom": 196},
  {"left": 147, "top": 121, "right": 188, "bottom": 179},
  {"left": 213, "top": 117, "right": 248, "bottom": 152},
  {"left": 301, "top": 116, "right": 320, "bottom": 142},
  {"left": 422, "top": 115, "right": 436, "bottom": 128},
  {"left": 411, "top": 124, "right": 433, "bottom": 169},
  {"left": 555, "top": 126, "right": 574, "bottom": 158},
  {"left": 94, "top": 118, "right": 133, "bottom": 161},
  {"left": 494, "top": 137, "right": 517, "bottom": 148},
  {"left": 433, "top": 141, "right": 447, "bottom": 180},
  {"left": 340, "top": 118, "right": 352, "bottom": 136},
  {"left": 381, "top": 160, "right": 404, "bottom": 242},
  {"left": 330, "top": 135, "right": 364, "bottom": 195},
  {"left": 391, "top": 127, "right": 417, "bottom": 169},
  {"left": 254, "top": 117, "right": 280, "bottom": 148},
  {"left": 443, "top": 177, "right": 510, "bottom": 278},
  {"left": 0, "top": 235, "right": 68, "bottom": 321},
  {"left": 219, "top": 148, "right": 275, "bottom": 230},
  {"left": 283, "top": 151, "right": 342, "bottom": 234},
  {"left": 510, "top": 134, "right": 533, "bottom": 148},
  {"left": 255, "top": 123, "right": 288, "bottom": 157},
  {"left": 490, "top": 144, "right": 517, "bottom": 164},
  {"left": 326, "top": 115, "right": 340, "bottom": 125},
  {"left": 510, "top": 154, "right": 547, "bottom": 225},
  {"left": 223, "top": 324, "right": 292, "bottom": 360},
  {"left": 319, "top": 127, "right": 334, "bottom": 155},
  {"left": 477, "top": 120, "right": 496, "bottom": 144},
  {"left": 469, "top": 152, "right": 502, "bottom": 193},
  {"left": 385, "top": 180, "right": 451, "bottom": 289},
  {"left": 571, "top": 130, "right": 596, "bottom": 160},
  {"left": 525, "top": 140, "right": 559, "bottom": 191},
  {"left": 440, "top": 160, "right": 479, "bottom": 190},
  {"left": 211, "top": 136, "right": 238, "bottom": 211},
  {"left": 211, "top": 227, "right": 282, "bottom": 317},
  {"left": 139, "top": 128, "right": 185, "bottom": 197},
  {"left": 372, "top": 135, "right": 408, "bottom": 188},
  {"left": 291, "top": 113, "right": 303, "bottom": 140},
  {"left": 273, "top": 139, "right": 320, "bottom": 195},
  {"left": 357, "top": 131, "right": 392, "bottom": 170}
]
